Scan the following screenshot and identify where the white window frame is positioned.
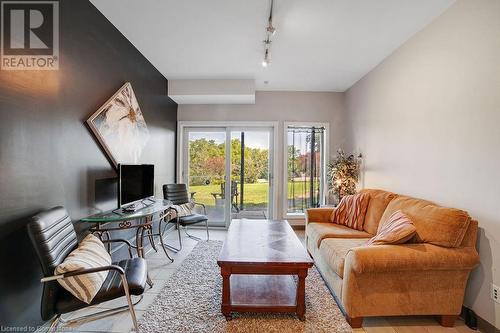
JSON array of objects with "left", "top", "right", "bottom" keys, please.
[{"left": 282, "top": 121, "right": 329, "bottom": 219}]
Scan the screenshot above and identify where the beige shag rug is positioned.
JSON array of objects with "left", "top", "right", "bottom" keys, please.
[{"left": 139, "top": 241, "right": 351, "bottom": 333}]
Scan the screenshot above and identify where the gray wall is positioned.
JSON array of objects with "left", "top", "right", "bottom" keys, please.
[
  {"left": 0, "top": 0, "right": 177, "bottom": 327},
  {"left": 345, "top": 0, "right": 500, "bottom": 328}
]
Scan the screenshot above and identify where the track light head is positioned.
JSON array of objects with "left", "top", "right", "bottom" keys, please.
[
  {"left": 261, "top": 0, "right": 276, "bottom": 68},
  {"left": 262, "top": 48, "right": 270, "bottom": 67},
  {"left": 266, "top": 24, "right": 276, "bottom": 35}
]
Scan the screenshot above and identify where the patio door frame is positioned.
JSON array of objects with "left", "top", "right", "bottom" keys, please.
[{"left": 177, "top": 121, "right": 279, "bottom": 228}]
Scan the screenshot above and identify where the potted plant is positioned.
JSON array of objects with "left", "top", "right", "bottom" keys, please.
[{"left": 327, "top": 149, "right": 362, "bottom": 205}]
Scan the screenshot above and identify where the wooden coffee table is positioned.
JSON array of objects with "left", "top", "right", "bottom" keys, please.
[{"left": 217, "top": 219, "right": 314, "bottom": 320}]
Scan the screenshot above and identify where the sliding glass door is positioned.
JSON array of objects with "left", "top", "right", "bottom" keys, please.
[
  {"left": 230, "top": 130, "right": 271, "bottom": 220},
  {"left": 182, "top": 126, "right": 273, "bottom": 227},
  {"left": 183, "top": 128, "right": 227, "bottom": 227}
]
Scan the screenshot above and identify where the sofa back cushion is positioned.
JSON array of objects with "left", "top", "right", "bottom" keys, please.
[
  {"left": 380, "top": 196, "right": 471, "bottom": 248},
  {"left": 332, "top": 193, "right": 370, "bottom": 231},
  {"left": 359, "top": 189, "right": 397, "bottom": 235}
]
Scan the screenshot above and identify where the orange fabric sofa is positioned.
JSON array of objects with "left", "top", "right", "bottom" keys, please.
[{"left": 305, "top": 189, "right": 480, "bottom": 328}]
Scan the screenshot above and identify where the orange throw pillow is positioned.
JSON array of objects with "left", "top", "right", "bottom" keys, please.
[
  {"left": 332, "top": 193, "right": 370, "bottom": 231},
  {"left": 366, "top": 210, "right": 416, "bottom": 246}
]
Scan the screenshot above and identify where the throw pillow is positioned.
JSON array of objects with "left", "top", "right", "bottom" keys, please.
[
  {"left": 55, "top": 234, "right": 112, "bottom": 304},
  {"left": 332, "top": 193, "right": 370, "bottom": 231},
  {"left": 172, "top": 202, "right": 195, "bottom": 217},
  {"left": 366, "top": 210, "right": 417, "bottom": 246}
]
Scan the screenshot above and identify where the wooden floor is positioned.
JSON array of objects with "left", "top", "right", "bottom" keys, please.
[{"left": 39, "top": 227, "right": 477, "bottom": 333}]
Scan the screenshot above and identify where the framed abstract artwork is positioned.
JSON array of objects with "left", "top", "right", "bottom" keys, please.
[{"left": 87, "top": 82, "right": 150, "bottom": 168}]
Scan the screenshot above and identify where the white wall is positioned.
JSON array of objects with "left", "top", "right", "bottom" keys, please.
[
  {"left": 345, "top": 0, "right": 500, "bottom": 328},
  {"left": 178, "top": 91, "right": 347, "bottom": 221}
]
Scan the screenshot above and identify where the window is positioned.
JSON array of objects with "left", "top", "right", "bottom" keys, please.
[{"left": 285, "top": 124, "right": 327, "bottom": 215}]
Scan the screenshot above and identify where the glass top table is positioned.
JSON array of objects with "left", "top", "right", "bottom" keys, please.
[
  {"left": 80, "top": 199, "right": 173, "bottom": 223},
  {"left": 79, "top": 199, "right": 176, "bottom": 281}
]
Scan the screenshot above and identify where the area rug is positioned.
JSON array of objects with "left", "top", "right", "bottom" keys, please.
[{"left": 139, "top": 241, "right": 351, "bottom": 333}]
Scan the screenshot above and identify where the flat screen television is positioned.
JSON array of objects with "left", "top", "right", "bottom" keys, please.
[{"left": 118, "top": 164, "right": 154, "bottom": 207}]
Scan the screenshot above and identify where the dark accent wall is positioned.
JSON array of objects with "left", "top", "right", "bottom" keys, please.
[{"left": 0, "top": 0, "right": 177, "bottom": 327}]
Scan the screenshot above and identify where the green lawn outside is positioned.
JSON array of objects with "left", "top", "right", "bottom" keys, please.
[
  {"left": 189, "top": 183, "right": 269, "bottom": 208},
  {"left": 190, "top": 180, "right": 318, "bottom": 208}
]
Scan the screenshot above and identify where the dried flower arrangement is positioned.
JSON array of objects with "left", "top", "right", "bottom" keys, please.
[{"left": 327, "top": 149, "right": 362, "bottom": 204}]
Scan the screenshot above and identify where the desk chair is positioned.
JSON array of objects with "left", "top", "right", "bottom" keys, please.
[{"left": 162, "top": 184, "right": 209, "bottom": 251}]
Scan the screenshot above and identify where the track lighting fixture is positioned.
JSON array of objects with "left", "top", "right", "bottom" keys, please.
[
  {"left": 262, "top": 48, "right": 270, "bottom": 67},
  {"left": 266, "top": 0, "right": 276, "bottom": 35},
  {"left": 261, "top": 0, "right": 276, "bottom": 67},
  {"left": 262, "top": 37, "right": 272, "bottom": 67},
  {"left": 266, "top": 25, "right": 276, "bottom": 36}
]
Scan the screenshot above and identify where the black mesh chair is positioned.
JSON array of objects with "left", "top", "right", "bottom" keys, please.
[
  {"left": 162, "top": 184, "right": 209, "bottom": 251},
  {"left": 27, "top": 206, "right": 147, "bottom": 332}
]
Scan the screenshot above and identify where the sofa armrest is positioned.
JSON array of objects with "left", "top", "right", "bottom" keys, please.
[
  {"left": 345, "top": 243, "right": 480, "bottom": 274},
  {"left": 305, "top": 208, "right": 335, "bottom": 224}
]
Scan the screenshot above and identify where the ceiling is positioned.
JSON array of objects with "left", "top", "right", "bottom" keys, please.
[{"left": 90, "top": 0, "right": 454, "bottom": 92}]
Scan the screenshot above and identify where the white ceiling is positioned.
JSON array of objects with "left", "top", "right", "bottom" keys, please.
[{"left": 90, "top": 0, "right": 454, "bottom": 92}]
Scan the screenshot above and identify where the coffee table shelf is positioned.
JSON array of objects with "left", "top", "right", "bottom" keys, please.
[{"left": 230, "top": 275, "right": 297, "bottom": 308}]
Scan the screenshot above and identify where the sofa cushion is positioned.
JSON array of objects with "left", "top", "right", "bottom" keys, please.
[
  {"left": 332, "top": 193, "right": 370, "bottom": 230},
  {"left": 305, "top": 208, "right": 336, "bottom": 223},
  {"left": 319, "top": 238, "right": 368, "bottom": 278},
  {"left": 307, "top": 222, "right": 371, "bottom": 248},
  {"left": 359, "top": 189, "right": 397, "bottom": 235},
  {"left": 366, "top": 210, "right": 416, "bottom": 246},
  {"left": 380, "top": 196, "right": 471, "bottom": 248}
]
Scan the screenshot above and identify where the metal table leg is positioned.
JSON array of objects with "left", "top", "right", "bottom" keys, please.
[
  {"left": 135, "top": 223, "right": 154, "bottom": 288},
  {"left": 147, "top": 227, "right": 158, "bottom": 252},
  {"left": 157, "top": 217, "right": 182, "bottom": 253},
  {"left": 156, "top": 220, "right": 175, "bottom": 261}
]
